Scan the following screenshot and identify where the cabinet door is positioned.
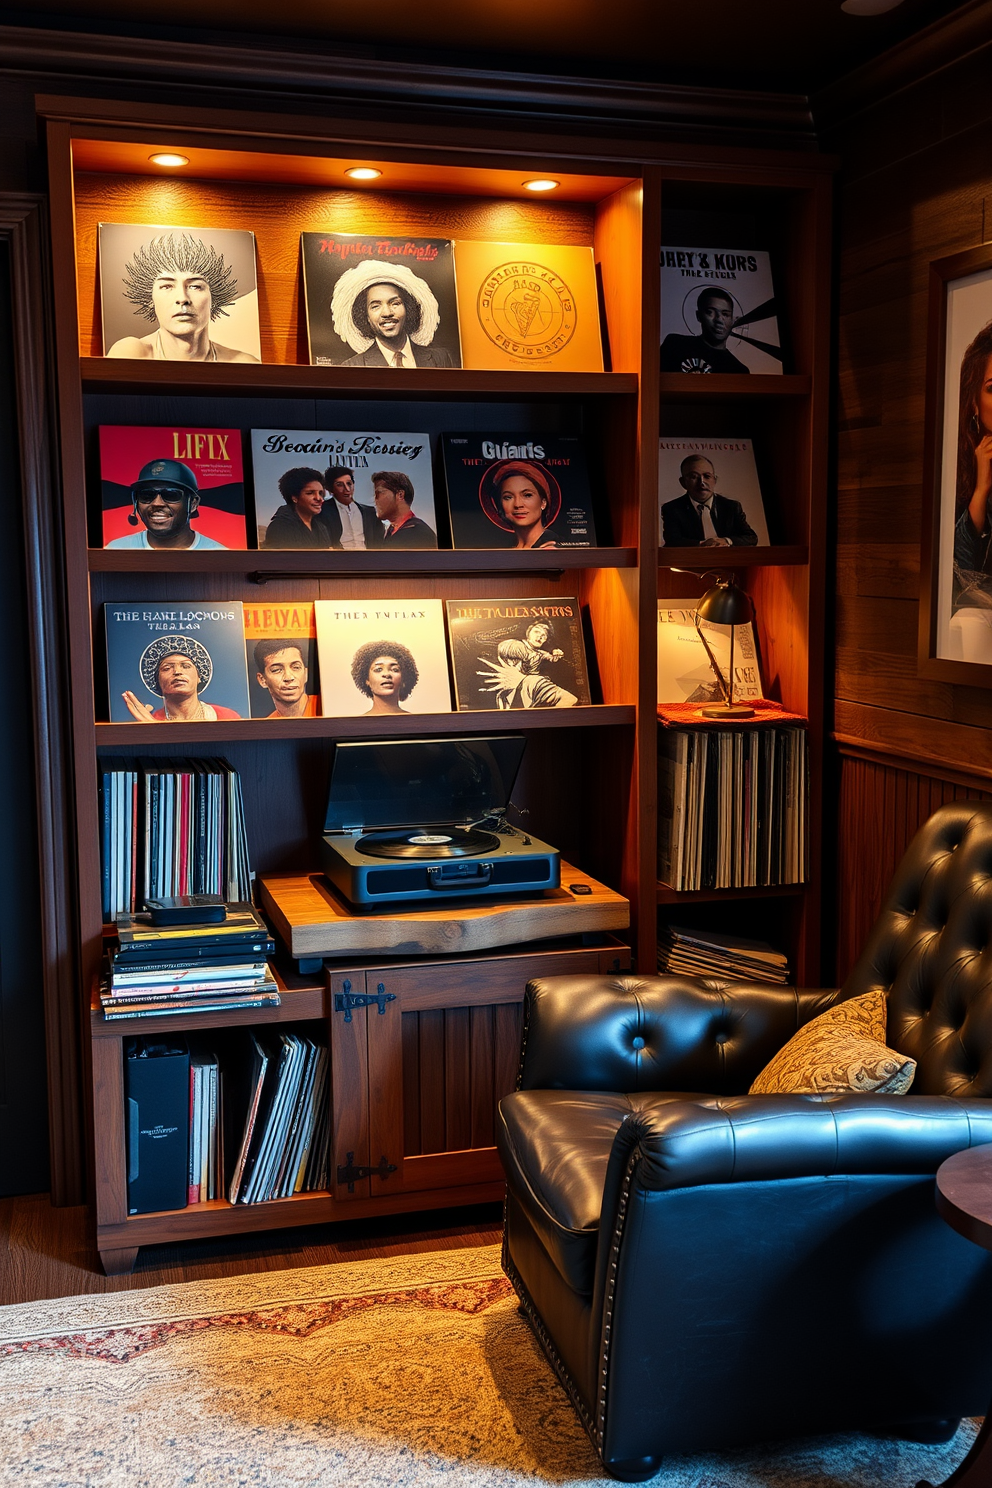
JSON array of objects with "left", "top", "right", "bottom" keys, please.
[
  {"left": 361, "top": 947, "right": 628, "bottom": 1197},
  {"left": 328, "top": 971, "right": 372, "bottom": 1201}
]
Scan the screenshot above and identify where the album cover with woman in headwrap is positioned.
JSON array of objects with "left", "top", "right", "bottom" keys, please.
[
  {"left": 104, "top": 601, "right": 251, "bottom": 723},
  {"left": 441, "top": 434, "right": 598, "bottom": 548},
  {"left": 300, "top": 234, "right": 462, "bottom": 368}
]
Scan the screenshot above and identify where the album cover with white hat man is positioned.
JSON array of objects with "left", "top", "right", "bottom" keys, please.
[{"left": 300, "top": 233, "right": 462, "bottom": 368}]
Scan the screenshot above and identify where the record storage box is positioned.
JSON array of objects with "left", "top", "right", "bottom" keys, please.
[{"left": 40, "top": 92, "right": 833, "bottom": 1270}]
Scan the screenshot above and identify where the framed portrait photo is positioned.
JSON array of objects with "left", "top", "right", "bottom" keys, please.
[{"left": 920, "top": 245, "right": 992, "bottom": 685}]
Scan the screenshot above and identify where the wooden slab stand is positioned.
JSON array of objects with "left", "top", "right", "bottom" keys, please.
[{"left": 259, "top": 860, "right": 629, "bottom": 960}]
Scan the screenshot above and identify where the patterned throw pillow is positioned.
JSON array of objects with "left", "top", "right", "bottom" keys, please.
[{"left": 749, "top": 988, "right": 916, "bottom": 1096}]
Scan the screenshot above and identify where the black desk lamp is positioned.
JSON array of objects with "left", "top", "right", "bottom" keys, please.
[{"left": 694, "top": 577, "right": 755, "bottom": 719}]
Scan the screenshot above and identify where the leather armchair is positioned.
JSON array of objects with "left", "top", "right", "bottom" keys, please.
[{"left": 497, "top": 802, "right": 992, "bottom": 1481}]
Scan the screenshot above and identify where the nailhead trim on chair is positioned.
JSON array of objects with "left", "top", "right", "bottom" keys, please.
[{"left": 595, "top": 1146, "right": 641, "bottom": 1446}]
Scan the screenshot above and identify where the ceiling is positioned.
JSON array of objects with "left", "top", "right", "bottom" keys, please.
[{"left": 1, "top": 0, "right": 968, "bottom": 93}]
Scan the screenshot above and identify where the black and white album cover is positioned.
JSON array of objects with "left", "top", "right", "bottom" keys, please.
[
  {"left": 314, "top": 599, "right": 452, "bottom": 717},
  {"left": 300, "top": 234, "right": 461, "bottom": 368},
  {"left": 660, "top": 248, "right": 782, "bottom": 375},
  {"left": 659, "top": 437, "right": 769, "bottom": 547},
  {"left": 445, "top": 597, "right": 591, "bottom": 711},
  {"left": 441, "top": 434, "right": 597, "bottom": 550},
  {"left": 99, "top": 223, "right": 261, "bottom": 363}
]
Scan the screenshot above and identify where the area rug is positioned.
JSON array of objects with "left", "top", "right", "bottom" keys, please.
[{"left": 0, "top": 1242, "right": 977, "bottom": 1487}]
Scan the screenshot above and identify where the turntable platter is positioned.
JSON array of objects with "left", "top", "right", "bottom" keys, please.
[{"left": 355, "top": 826, "right": 502, "bottom": 860}]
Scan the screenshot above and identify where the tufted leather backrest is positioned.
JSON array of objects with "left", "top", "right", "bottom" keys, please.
[
  {"left": 518, "top": 975, "right": 837, "bottom": 1095},
  {"left": 842, "top": 800, "right": 992, "bottom": 1097}
]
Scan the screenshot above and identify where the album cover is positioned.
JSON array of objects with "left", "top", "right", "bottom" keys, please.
[
  {"left": 98, "top": 223, "right": 261, "bottom": 363},
  {"left": 300, "top": 233, "right": 461, "bottom": 368},
  {"left": 660, "top": 248, "right": 782, "bottom": 375},
  {"left": 445, "top": 597, "right": 591, "bottom": 710},
  {"left": 658, "top": 438, "right": 769, "bottom": 548},
  {"left": 657, "top": 600, "right": 764, "bottom": 706},
  {"left": 452, "top": 241, "right": 603, "bottom": 372},
  {"left": 243, "top": 602, "right": 320, "bottom": 720},
  {"left": 441, "top": 434, "right": 597, "bottom": 549},
  {"left": 250, "top": 429, "right": 438, "bottom": 550},
  {"left": 105, "top": 602, "right": 251, "bottom": 723},
  {"left": 100, "top": 426, "right": 247, "bottom": 551},
  {"left": 313, "top": 599, "right": 452, "bottom": 717}
]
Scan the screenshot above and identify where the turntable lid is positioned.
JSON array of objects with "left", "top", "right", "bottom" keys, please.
[{"left": 323, "top": 736, "right": 527, "bottom": 832}]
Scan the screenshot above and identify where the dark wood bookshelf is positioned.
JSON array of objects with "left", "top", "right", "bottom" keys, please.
[
  {"left": 89, "top": 547, "right": 638, "bottom": 575},
  {"left": 94, "top": 704, "right": 635, "bottom": 746},
  {"left": 40, "top": 91, "right": 831, "bottom": 1270}
]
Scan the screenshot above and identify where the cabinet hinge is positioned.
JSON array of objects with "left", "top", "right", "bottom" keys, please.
[
  {"left": 333, "top": 979, "right": 396, "bottom": 1022},
  {"left": 336, "top": 1151, "right": 398, "bottom": 1192}
]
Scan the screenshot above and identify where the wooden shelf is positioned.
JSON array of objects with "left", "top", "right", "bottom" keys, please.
[
  {"left": 656, "top": 882, "right": 806, "bottom": 904},
  {"left": 97, "top": 1179, "right": 507, "bottom": 1250},
  {"left": 94, "top": 703, "right": 635, "bottom": 746},
  {"left": 89, "top": 546, "right": 637, "bottom": 576},
  {"left": 92, "top": 984, "right": 326, "bottom": 1037},
  {"left": 80, "top": 358, "right": 639, "bottom": 400},
  {"left": 658, "top": 373, "right": 811, "bottom": 401},
  {"left": 659, "top": 545, "right": 808, "bottom": 570}
]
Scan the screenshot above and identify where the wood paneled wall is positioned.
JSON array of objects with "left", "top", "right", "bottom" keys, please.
[
  {"left": 834, "top": 747, "right": 992, "bottom": 985},
  {"left": 823, "top": 49, "right": 992, "bottom": 980}
]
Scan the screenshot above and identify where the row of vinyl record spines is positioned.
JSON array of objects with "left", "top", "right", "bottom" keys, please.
[
  {"left": 125, "top": 1027, "right": 330, "bottom": 1216},
  {"left": 100, "top": 757, "right": 252, "bottom": 920},
  {"left": 656, "top": 725, "right": 808, "bottom": 892}
]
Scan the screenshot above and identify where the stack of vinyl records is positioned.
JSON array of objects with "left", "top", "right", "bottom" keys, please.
[
  {"left": 658, "top": 723, "right": 808, "bottom": 891},
  {"left": 100, "top": 904, "right": 280, "bottom": 1020},
  {"left": 99, "top": 757, "right": 253, "bottom": 920},
  {"left": 228, "top": 1030, "right": 330, "bottom": 1204},
  {"left": 658, "top": 925, "right": 789, "bottom": 985}
]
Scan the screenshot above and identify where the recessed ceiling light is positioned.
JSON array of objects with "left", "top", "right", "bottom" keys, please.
[
  {"left": 148, "top": 152, "right": 189, "bottom": 168},
  {"left": 345, "top": 167, "right": 382, "bottom": 181},
  {"left": 523, "top": 178, "right": 560, "bottom": 192},
  {"left": 840, "top": 0, "right": 904, "bottom": 13}
]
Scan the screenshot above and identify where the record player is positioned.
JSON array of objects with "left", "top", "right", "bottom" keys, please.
[{"left": 319, "top": 736, "right": 560, "bottom": 906}]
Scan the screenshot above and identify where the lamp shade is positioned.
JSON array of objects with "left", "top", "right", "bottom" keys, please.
[{"left": 696, "top": 579, "right": 754, "bottom": 628}]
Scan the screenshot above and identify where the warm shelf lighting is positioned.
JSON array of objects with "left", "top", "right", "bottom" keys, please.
[
  {"left": 345, "top": 167, "right": 382, "bottom": 181},
  {"left": 148, "top": 152, "right": 189, "bottom": 168},
  {"left": 523, "top": 178, "right": 560, "bottom": 192}
]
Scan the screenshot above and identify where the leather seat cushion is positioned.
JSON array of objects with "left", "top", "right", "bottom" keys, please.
[{"left": 497, "top": 1088, "right": 714, "bottom": 1296}]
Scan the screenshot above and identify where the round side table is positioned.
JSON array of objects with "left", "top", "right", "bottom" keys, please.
[{"left": 920, "top": 1144, "right": 992, "bottom": 1488}]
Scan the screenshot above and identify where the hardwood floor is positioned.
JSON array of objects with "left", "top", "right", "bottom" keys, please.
[{"left": 0, "top": 1193, "right": 504, "bottom": 1306}]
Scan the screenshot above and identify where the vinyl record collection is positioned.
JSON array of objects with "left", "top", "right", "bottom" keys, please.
[
  {"left": 188, "top": 1043, "right": 223, "bottom": 1203},
  {"left": 100, "top": 903, "right": 278, "bottom": 1020},
  {"left": 657, "top": 925, "right": 789, "bottom": 984},
  {"left": 227, "top": 1030, "right": 330, "bottom": 1204},
  {"left": 99, "top": 757, "right": 253, "bottom": 918},
  {"left": 657, "top": 723, "right": 808, "bottom": 891}
]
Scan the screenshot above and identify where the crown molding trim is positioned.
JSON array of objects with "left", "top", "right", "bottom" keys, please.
[
  {"left": 0, "top": 23, "right": 815, "bottom": 145},
  {"left": 812, "top": 0, "right": 992, "bottom": 136}
]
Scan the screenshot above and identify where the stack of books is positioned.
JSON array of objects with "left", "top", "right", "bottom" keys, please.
[
  {"left": 657, "top": 925, "right": 790, "bottom": 985},
  {"left": 100, "top": 904, "right": 280, "bottom": 1020},
  {"left": 228, "top": 1031, "right": 330, "bottom": 1204},
  {"left": 99, "top": 757, "right": 253, "bottom": 920},
  {"left": 658, "top": 719, "right": 808, "bottom": 891}
]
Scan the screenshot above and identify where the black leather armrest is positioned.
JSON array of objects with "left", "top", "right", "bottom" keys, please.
[
  {"left": 518, "top": 974, "right": 839, "bottom": 1096},
  {"left": 602, "top": 1092, "right": 992, "bottom": 1194}
]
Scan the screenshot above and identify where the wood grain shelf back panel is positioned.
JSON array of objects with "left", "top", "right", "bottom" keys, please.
[{"left": 73, "top": 170, "right": 617, "bottom": 362}]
